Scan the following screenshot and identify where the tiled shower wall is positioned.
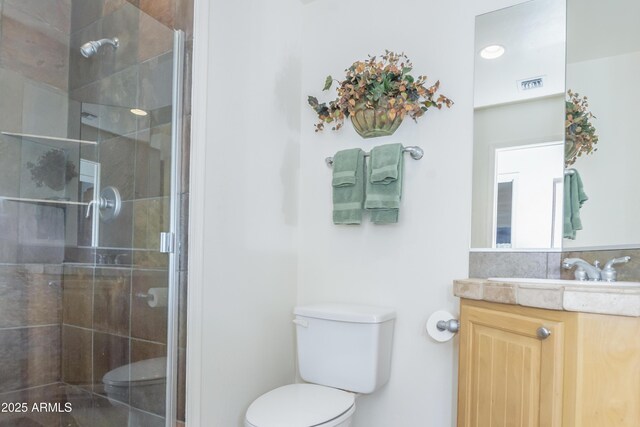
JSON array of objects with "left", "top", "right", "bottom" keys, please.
[
  {"left": 0, "top": 265, "right": 62, "bottom": 393},
  {"left": 0, "top": 0, "right": 192, "bottom": 425},
  {"left": 0, "top": 0, "right": 71, "bottom": 415},
  {"left": 61, "top": 264, "right": 172, "bottom": 424},
  {"left": 470, "top": 248, "right": 640, "bottom": 281}
]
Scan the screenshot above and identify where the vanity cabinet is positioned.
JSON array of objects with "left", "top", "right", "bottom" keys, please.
[{"left": 457, "top": 299, "right": 640, "bottom": 427}]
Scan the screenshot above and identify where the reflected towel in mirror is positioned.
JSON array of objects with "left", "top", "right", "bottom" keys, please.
[{"left": 563, "top": 169, "right": 588, "bottom": 239}]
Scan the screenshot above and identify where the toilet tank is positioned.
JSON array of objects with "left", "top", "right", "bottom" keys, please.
[{"left": 293, "top": 304, "right": 396, "bottom": 394}]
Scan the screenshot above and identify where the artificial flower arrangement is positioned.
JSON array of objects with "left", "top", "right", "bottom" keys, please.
[
  {"left": 308, "top": 51, "right": 453, "bottom": 138},
  {"left": 565, "top": 90, "right": 598, "bottom": 166}
]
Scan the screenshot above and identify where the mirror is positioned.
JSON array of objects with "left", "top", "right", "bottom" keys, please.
[
  {"left": 563, "top": 0, "right": 640, "bottom": 249},
  {"left": 471, "top": 0, "right": 566, "bottom": 250}
]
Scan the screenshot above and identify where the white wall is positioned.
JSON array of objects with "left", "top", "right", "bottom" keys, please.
[
  {"left": 194, "top": 0, "right": 302, "bottom": 425},
  {"left": 297, "top": 1, "right": 522, "bottom": 425},
  {"left": 564, "top": 51, "right": 640, "bottom": 248},
  {"left": 191, "top": 0, "right": 533, "bottom": 425}
]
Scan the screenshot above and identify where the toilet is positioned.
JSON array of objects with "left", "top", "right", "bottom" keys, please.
[
  {"left": 245, "top": 304, "right": 396, "bottom": 427},
  {"left": 102, "top": 356, "right": 167, "bottom": 414}
]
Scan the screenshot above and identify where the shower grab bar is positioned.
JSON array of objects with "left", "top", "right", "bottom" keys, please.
[{"left": 325, "top": 145, "right": 424, "bottom": 167}]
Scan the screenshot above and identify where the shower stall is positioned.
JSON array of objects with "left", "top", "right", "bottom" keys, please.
[{"left": 0, "top": 1, "right": 191, "bottom": 426}]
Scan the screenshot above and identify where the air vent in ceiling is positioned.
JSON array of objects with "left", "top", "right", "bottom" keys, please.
[{"left": 518, "top": 76, "right": 544, "bottom": 91}]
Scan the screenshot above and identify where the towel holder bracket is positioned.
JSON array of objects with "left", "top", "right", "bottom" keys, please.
[{"left": 325, "top": 145, "right": 424, "bottom": 167}]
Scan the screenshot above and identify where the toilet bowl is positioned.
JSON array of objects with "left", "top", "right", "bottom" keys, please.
[
  {"left": 245, "top": 304, "right": 395, "bottom": 427},
  {"left": 245, "top": 384, "right": 355, "bottom": 427},
  {"left": 102, "top": 356, "right": 166, "bottom": 413}
]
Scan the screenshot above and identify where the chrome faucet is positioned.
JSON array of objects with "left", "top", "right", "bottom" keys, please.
[
  {"left": 600, "top": 256, "right": 631, "bottom": 282},
  {"left": 562, "top": 256, "right": 631, "bottom": 282},
  {"left": 562, "top": 258, "right": 601, "bottom": 281}
]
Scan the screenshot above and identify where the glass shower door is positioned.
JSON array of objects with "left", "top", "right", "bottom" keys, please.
[
  {"left": 62, "top": 29, "right": 185, "bottom": 427},
  {"left": 0, "top": 2, "right": 184, "bottom": 426}
]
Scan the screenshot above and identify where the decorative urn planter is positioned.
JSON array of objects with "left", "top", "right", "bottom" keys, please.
[
  {"left": 350, "top": 107, "right": 404, "bottom": 138},
  {"left": 564, "top": 135, "right": 579, "bottom": 166}
]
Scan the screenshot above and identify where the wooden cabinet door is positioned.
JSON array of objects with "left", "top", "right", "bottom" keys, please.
[{"left": 458, "top": 302, "right": 564, "bottom": 427}]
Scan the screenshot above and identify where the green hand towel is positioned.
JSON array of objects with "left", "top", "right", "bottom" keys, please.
[
  {"left": 563, "top": 170, "right": 588, "bottom": 239},
  {"left": 332, "top": 148, "right": 365, "bottom": 225},
  {"left": 370, "top": 142, "right": 402, "bottom": 183},
  {"left": 332, "top": 148, "right": 360, "bottom": 187},
  {"left": 365, "top": 144, "right": 404, "bottom": 224}
]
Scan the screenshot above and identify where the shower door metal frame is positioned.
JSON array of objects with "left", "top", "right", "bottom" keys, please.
[
  {"left": 164, "top": 28, "right": 185, "bottom": 427},
  {"left": 185, "top": 0, "right": 210, "bottom": 422}
]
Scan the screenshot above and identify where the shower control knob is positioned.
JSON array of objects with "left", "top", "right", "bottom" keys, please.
[
  {"left": 85, "top": 186, "right": 122, "bottom": 221},
  {"left": 536, "top": 326, "right": 551, "bottom": 340}
]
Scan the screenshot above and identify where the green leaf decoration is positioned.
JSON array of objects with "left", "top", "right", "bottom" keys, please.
[
  {"left": 323, "top": 75, "right": 333, "bottom": 91},
  {"left": 370, "top": 83, "right": 385, "bottom": 101}
]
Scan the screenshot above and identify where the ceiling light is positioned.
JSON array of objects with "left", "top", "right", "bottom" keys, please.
[
  {"left": 480, "top": 45, "right": 505, "bottom": 59},
  {"left": 130, "top": 108, "right": 148, "bottom": 116}
]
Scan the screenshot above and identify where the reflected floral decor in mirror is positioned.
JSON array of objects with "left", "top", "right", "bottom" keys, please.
[
  {"left": 308, "top": 51, "right": 453, "bottom": 138},
  {"left": 27, "top": 149, "right": 78, "bottom": 191},
  {"left": 565, "top": 90, "right": 599, "bottom": 166}
]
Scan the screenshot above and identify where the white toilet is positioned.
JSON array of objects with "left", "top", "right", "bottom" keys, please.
[
  {"left": 102, "top": 356, "right": 167, "bottom": 414},
  {"left": 245, "top": 304, "right": 396, "bottom": 427}
]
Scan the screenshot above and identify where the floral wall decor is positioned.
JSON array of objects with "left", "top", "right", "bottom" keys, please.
[
  {"left": 308, "top": 51, "right": 453, "bottom": 138},
  {"left": 565, "top": 90, "right": 599, "bottom": 166}
]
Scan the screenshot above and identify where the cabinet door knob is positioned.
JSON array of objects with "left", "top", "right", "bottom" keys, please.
[{"left": 537, "top": 326, "right": 551, "bottom": 340}]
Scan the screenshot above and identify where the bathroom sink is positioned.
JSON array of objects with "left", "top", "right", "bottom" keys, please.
[
  {"left": 488, "top": 277, "right": 640, "bottom": 288},
  {"left": 455, "top": 278, "right": 640, "bottom": 316}
]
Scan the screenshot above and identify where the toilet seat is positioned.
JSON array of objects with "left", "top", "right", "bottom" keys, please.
[
  {"left": 245, "top": 384, "right": 355, "bottom": 427},
  {"left": 103, "top": 356, "right": 166, "bottom": 386}
]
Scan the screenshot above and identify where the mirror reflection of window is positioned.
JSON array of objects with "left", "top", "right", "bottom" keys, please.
[
  {"left": 495, "top": 180, "right": 514, "bottom": 248},
  {"left": 493, "top": 143, "right": 564, "bottom": 249},
  {"left": 551, "top": 177, "right": 563, "bottom": 247},
  {"left": 78, "top": 159, "right": 100, "bottom": 247}
]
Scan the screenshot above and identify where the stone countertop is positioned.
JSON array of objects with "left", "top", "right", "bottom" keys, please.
[{"left": 454, "top": 278, "right": 640, "bottom": 317}]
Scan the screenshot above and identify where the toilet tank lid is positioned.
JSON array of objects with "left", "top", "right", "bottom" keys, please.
[
  {"left": 294, "top": 303, "right": 396, "bottom": 324},
  {"left": 246, "top": 384, "right": 354, "bottom": 427}
]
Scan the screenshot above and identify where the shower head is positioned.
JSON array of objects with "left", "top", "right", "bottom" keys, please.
[{"left": 80, "top": 37, "right": 119, "bottom": 58}]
